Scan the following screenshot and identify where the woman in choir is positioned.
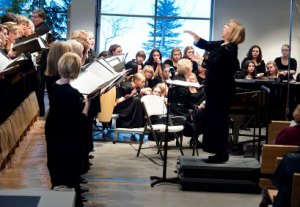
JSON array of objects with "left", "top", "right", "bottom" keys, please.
[
  {"left": 0, "top": 24, "right": 9, "bottom": 50},
  {"left": 16, "top": 15, "right": 29, "bottom": 38},
  {"left": 68, "top": 38, "right": 89, "bottom": 65},
  {"left": 185, "top": 19, "right": 245, "bottom": 163},
  {"left": 170, "top": 59, "right": 204, "bottom": 114},
  {"left": 125, "top": 50, "right": 146, "bottom": 75},
  {"left": 274, "top": 44, "right": 297, "bottom": 81},
  {"left": 169, "top": 59, "right": 204, "bottom": 144},
  {"left": 114, "top": 73, "right": 151, "bottom": 128},
  {"left": 152, "top": 85, "right": 162, "bottom": 96},
  {"left": 241, "top": 45, "right": 266, "bottom": 74},
  {"left": 68, "top": 38, "right": 96, "bottom": 164},
  {"left": 237, "top": 60, "right": 258, "bottom": 79},
  {"left": 163, "top": 47, "right": 182, "bottom": 71},
  {"left": 195, "top": 60, "right": 206, "bottom": 84},
  {"left": 45, "top": 41, "right": 73, "bottom": 101},
  {"left": 183, "top": 46, "right": 203, "bottom": 73},
  {"left": 85, "top": 30, "right": 96, "bottom": 64},
  {"left": 263, "top": 61, "right": 279, "bottom": 79},
  {"left": 143, "top": 65, "right": 157, "bottom": 88},
  {"left": 70, "top": 29, "right": 88, "bottom": 41},
  {"left": 156, "top": 83, "right": 168, "bottom": 98},
  {"left": 25, "top": 19, "right": 35, "bottom": 36},
  {"left": 108, "top": 44, "right": 122, "bottom": 56},
  {"left": 45, "top": 52, "right": 89, "bottom": 205},
  {"left": 154, "top": 63, "right": 173, "bottom": 83},
  {"left": 3, "top": 23, "right": 19, "bottom": 58},
  {"left": 144, "top": 49, "right": 163, "bottom": 77}
]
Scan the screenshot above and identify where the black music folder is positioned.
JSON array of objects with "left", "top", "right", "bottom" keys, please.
[
  {"left": 0, "top": 52, "right": 28, "bottom": 75},
  {"left": 70, "top": 59, "right": 127, "bottom": 98},
  {"left": 12, "top": 36, "right": 46, "bottom": 56},
  {"left": 104, "top": 53, "right": 127, "bottom": 72}
]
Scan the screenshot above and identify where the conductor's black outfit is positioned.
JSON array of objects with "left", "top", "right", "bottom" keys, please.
[{"left": 194, "top": 39, "right": 239, "bottom": 155}]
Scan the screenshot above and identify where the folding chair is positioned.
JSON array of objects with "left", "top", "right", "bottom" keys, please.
[{"left": 136, "top": 95, "right": 185, "bottom": 158}]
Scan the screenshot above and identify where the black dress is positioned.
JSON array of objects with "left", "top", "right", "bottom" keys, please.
[
  {"left": 274, "top": 57, "right": 297, "bottom": 81},
  {"left": 195, "top": 39, "right": 240, "bottom": 154},
  {"left": 45, "top": 83, "right": 87, "bottom": 188},
  {"left": 113, "top": 81, "right": 145, "bottom": 128}
]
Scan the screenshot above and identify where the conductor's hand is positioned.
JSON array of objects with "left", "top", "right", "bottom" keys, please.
[{"left": 184, "top": 30, "right": 200, "bottom": 43}]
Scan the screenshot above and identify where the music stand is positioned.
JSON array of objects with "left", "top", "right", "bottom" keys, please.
[{"left": 150, "top": 79, "right": 200, "bottom": 187}]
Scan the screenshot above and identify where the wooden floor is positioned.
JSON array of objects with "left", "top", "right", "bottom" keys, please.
[
  {"left": 0, "top": 119, "right": 262, "bottom": 207},
  {"left": 0, "top": 120, "right": 51, "bottom": 190}
]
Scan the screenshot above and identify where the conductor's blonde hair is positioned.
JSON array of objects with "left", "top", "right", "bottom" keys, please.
[{"left": 227, "top": 19, "right": 245, "bottom": 45}]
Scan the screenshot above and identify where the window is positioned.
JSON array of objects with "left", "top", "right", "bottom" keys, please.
[{"left": 98, "top": 0, "right": 213, "bottom": 60}]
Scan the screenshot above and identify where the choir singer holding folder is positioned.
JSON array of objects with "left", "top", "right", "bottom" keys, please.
[
  {"left": 185, "top": 19, "right": 245, "bottom": 163},
  {"left": 45, "top": 52, "right": 90, "bottom": 206}
]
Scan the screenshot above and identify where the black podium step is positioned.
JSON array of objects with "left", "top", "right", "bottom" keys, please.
[{"left": 177, "top": 156, "right": 261, "bottom": 193}]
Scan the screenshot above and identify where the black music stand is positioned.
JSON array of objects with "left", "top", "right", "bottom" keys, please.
[{"left": 150, "top": 79, "right": 200, "bottom": 187}]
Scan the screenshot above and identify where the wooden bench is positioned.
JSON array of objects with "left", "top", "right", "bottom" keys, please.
[
  {"left": 267, "top": 172, "right": 300, "bottom": 207},
  {"left": 267, "top": 120, "right": 290, "bottom": 144},
  {"left": 260, "top": 144, "right": 298, "bottom": 189},
  {"left": 291, "top": 173, "right": 300, "bottom": 207}
]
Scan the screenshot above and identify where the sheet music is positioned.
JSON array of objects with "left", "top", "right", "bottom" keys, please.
[
  {"left": 0, "top": 53, "right": 28, "bottom": 73},
  {"left": 70, "top": 60, "right": 127, "bottom": 97},
  {"left": 13, "top": 37, "right": 46, "bottom": 56},
  {"left": 0, "top": 51, "right": 11, "bottom": 69},
  {"left": 104, "top": 54, "right": 127, "bottom": 72},
  {"left": 97, "top": 59, "right": 117, "bottom": 74},
  {"left": 166, "top": 79, "right": 201, "bottom": 88}
]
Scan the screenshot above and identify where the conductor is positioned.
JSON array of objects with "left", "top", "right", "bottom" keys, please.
[{"left": 185, "top": 19, "right": 245, "bottom": 163}]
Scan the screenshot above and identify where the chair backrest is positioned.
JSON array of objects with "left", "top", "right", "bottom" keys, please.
[
  {"left": 141, "top": 95, "right": 167, "bottom": 117},
  {"left": 98, "top": 86, "right": 117, "bottom": 123}
]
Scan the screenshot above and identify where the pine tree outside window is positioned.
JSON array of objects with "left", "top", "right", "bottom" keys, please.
[{"left": 98, "top": 0, "right": 213, "bottom": 60}]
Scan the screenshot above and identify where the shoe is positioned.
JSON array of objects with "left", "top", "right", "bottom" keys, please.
[
  {"left": 80, "top": 178, "right": 88, "bottom": 184},
  {"left": 88, "top": 155, "right": 94, "bottom": 159},
  {"left": 206, "top": 153, "right": 229, "bottom": 163},
  {"left": 81, "top": 196, "right": 88, "bottom": 202},
  {"left": 79, "top": 186, "right": 89, "bottom": 193}
]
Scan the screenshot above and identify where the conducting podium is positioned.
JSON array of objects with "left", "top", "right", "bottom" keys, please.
[{"left": 177, "top": 155, "right": 261, "bottom": 193}]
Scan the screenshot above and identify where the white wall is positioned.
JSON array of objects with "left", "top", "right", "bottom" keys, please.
[
  {"left": 68, "top": 0, "right": 96, "bottom": 38},
  {"left": 214, "top": 0, "right": 300, "bottom": 70}
]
